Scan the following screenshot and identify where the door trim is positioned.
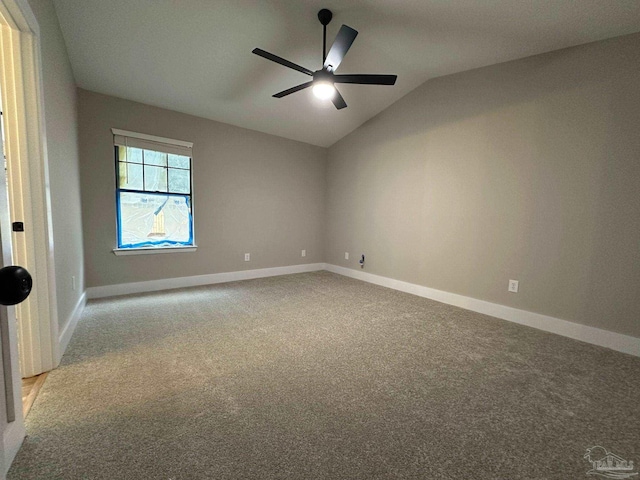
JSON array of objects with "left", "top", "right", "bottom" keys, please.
[{"left": 0, "top": 0, "right": 59, "bottom": 379}]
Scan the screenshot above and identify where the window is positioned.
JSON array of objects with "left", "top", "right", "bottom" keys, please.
[{"left": 112, "top": 129, "right": 195, "bottom": 252}]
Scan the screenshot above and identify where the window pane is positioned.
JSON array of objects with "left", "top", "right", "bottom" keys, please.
[
  {"left": 127, "top": 147, "right": 143, "bottom": 164},
  {"left": 119, "top": 162, "right": 143, "bottom": 190},
  {"left": 168, "top": 168, "right": 190, "bottom": 194},
  {"left": 144, "top": 165, "right": 167, "bottom": 192},
  {"left": 118, "top": 192, "right": 192, "bottom": 248},
  {"left": 168, "top": 154, "right": 190, "bottom": 169},
  {"left": 144, "top": 150, "right": 167, "bottom": 167}
]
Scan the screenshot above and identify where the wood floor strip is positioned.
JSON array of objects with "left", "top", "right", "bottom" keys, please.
[{"left": 22, "top": 372, "right": 48, "bottom": 418}]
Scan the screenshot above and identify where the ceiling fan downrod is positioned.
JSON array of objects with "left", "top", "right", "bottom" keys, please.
[{"left": 318, "top": 9, "right": 333, "bottom": 65}]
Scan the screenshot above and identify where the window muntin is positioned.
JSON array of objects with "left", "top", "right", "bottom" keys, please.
[{"left": 115, "top": 144, "right": 194, "bottom": 249}]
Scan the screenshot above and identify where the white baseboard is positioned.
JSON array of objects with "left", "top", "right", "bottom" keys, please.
[
  {"left": 58, "top": 291, "right": 87, "bottom": 362},
  {"left": 325, "top": 264, "right": 640, "bottom": 358},
  {"left": 86, "top": 263, "right": 326, "bottom": 299}
]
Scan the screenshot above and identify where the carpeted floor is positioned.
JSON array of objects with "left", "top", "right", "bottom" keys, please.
[{"left": 8, "top": 272, "right": 640, "bottom": 479}]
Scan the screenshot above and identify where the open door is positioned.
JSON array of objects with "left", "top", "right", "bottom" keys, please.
[
  {"left": 0, "top": 0, "right": 61, "bottom": 473},
  {"left": 0, "top": 0, "right": 61, "bottom": 382},
  {"left": 0, "top": 121, "right": 25, "bottom": 478}
]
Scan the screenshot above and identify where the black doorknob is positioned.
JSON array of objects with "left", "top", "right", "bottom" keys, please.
[{"left": 0, "top": 265, "right": 32, "bottom": 306}]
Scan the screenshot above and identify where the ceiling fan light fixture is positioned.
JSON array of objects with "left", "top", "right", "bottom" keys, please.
[{"left": 312, "top": 81, "right": 336, "bottom": 100}]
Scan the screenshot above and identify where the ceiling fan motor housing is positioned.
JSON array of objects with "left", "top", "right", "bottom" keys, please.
[{"left": 314, "top": 69, "right": 334, "bottom": 83}]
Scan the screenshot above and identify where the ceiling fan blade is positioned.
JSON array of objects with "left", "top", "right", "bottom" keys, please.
[
  {"left": 333, "top": 74, "right": 397, "bottom": 85},
  {"left": 324, "top": 25, "right": 358, "bottom": 71},
  {"left": 273, "top": 81, "right": 313, "bottom": 98},
  {"left": 331, "top": 88, "right": 347, "bottom": 110},
  {"left": 252, "top": 48, "right": 313, "bottom": 76}
]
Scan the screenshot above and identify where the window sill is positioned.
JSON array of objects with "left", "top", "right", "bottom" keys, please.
[{"left": 113, "top": 246, "right": 197, "bottom": 256}]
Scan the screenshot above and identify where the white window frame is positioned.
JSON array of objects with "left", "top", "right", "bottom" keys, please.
[{"left": 111, "top": 128, "right": 197, "bottom": 256}]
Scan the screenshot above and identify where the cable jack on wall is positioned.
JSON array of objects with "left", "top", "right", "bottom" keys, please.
[{"left": 359, "top": 254, "right": 365, "bottom": 268}]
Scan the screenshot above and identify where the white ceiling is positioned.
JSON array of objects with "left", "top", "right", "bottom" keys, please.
[{"left": 52, "top": 0, "right": 640, "bottom": 147}]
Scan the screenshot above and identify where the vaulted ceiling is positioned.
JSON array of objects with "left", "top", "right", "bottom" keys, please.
[{"left": 53, "top": 0, "right": 640, "bottom": 147}]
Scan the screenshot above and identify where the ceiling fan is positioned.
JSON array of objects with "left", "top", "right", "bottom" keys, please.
[{"left": 252, "top": 8, "right": 397, "bottom": 110}]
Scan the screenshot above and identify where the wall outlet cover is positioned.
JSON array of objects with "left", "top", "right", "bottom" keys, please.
[{"left": 508, "top": 279, "right": 519, "bottom": 293}]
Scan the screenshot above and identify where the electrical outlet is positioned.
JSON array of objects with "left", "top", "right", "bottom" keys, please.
[
  {"left": 244, "top": 253, "right": 250, "bottom": 262},
  {"left": 508, "top": 279, "right": 519, "bottom": 293},
  {"left": 301, "top": 249, "right": 306, "bottom": 257},
  {"left": 71, "top": 275, "right": 76, "bottom": 291},
  {"left": 345, "top": 252, "right": 349, "bottom": 260}
]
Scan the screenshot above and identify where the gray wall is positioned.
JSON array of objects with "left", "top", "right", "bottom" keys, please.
[
  {"left": 326, "top": 33, "right": 640, "bottom": 338},
  {"left": 78, "top": 89, "right": 326, "bottom": 287},
  {"left": 28, "top": 0, "right": 84, "bottom": 330}
]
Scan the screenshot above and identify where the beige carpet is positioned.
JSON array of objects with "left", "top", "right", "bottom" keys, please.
[{"left": 8, "top": 271, "right": 640, "bottom": 479}]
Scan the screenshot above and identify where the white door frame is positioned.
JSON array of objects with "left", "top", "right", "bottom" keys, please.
[
  {"left": 0, "top": 109, "right": 24, "bottom": 477},
  {"left": 0, "top": 0, "right": 57, "bottom": 472},
  {"left": 0, "top": 0, "right": 59, "bottom": 380}
]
